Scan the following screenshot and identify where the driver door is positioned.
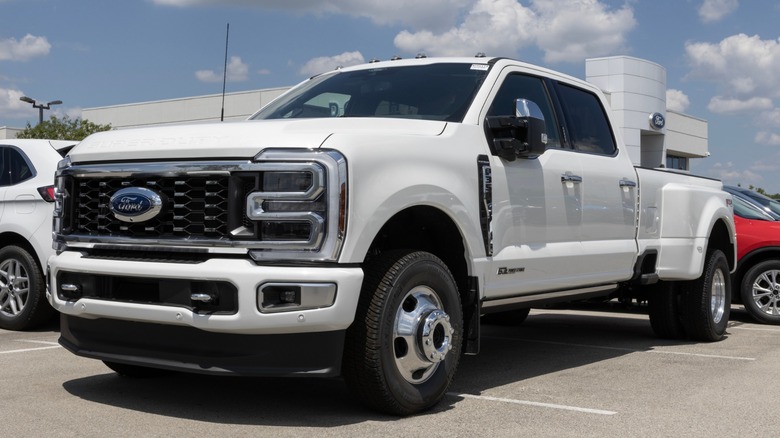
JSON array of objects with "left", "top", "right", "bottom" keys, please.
[{"left": 482, "top": 69, "right": 587, "bottom": 299}]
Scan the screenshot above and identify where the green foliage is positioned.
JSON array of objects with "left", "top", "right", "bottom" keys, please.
[{"left": 16, "top": 115, "right": 112, "bottom": 141}]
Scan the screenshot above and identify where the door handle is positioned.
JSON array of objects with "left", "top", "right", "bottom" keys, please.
[
  {"left": 619, "top": 179, "right": 637, "bottom": 188},
  {"left": 561, "top": 174, "right": 583, "bottom": 184}
]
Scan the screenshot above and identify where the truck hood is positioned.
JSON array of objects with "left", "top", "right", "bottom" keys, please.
[{"left": 69, "top": 118, "right": 447, "bottom": 163}]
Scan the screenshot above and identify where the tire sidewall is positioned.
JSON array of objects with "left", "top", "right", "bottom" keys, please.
[
  {"left": 700, "top": 250, "right": 731, "bottom": 338},
  {"left": 741, "top": 260, "right": 780, "bottom": 324},
  {"left": 377, "top": 252, "right": 463, "bottom": 413},
  {"left": 0, "top": 245, "right": 47, "bottom": 330}
]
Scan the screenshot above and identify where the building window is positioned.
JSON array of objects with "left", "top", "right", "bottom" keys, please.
[{"left": 666, "top": 154, "right": 688, "bottom": 170}]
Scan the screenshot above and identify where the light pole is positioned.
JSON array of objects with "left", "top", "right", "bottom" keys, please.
[{"left": 19, "top": 96, "right": 62, "bottom": 124}]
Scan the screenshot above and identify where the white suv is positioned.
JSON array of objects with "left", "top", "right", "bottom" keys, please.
[{"left": 0, "top": 139, "right": 76, "bottom": 330}]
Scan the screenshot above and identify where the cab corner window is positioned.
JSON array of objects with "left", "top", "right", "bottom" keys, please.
[{"left": 556, "top": 83, "right": 616, "bottom": 155}]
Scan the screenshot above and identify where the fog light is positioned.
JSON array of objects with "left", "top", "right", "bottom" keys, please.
[
  {"left": 280, "top": 289, "right": 297, "bottom": 303},
  {"left": 257, "top": 283, "right": 337, "bottom": 313},
  {"left": 260, "top": 285, "right": 301, "bottom": 311},
  {"left": 60, "top": 283, "right": 82, "bottom": 300}
]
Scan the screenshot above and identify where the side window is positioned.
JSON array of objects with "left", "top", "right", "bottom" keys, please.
[
  {"left": 556, "top": 83, "right": 616, "bottom": 155},
  {"left": 7, "top": 148, "right": 34, "bottom": 185},
  {"left": 487, "top": 74, "right": 560, "bottom": 149},
  {"left": 0, "top": 148, "right": 9, "bottom": 187}
]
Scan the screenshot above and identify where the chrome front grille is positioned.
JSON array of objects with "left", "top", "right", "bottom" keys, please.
[
  {"left": 54, "top": 151, "right": 347, "bottom": 262},
  {"left": 73, "top": 176, "right": 230, "bottom": 239}
]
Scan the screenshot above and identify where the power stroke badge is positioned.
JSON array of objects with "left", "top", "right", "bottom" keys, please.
[{"left": 109, "top": 187, "right": 163, "bottom": 223}]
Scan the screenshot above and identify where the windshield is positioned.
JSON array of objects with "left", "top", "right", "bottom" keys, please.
[
  {"left": 251, "top": 63, "right": 490, "bottom": 122},
  {"left": 732, "top": 194, "right": 776, "bottom": 221}
]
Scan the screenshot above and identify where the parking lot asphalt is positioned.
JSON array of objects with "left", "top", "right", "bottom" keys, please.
[{"left": 2, "top": 305, "right": 778, "bottom": 437}]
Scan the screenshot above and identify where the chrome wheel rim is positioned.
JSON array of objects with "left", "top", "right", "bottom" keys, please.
[
  {"left": 0, "top": 258, "right": 30, "bottom": 317},
  {"left": 710, "top": 267, "right": 726, "bottom": 324},
  {"left": 751, "top": 269, "right": 780, "bottom": 317},
  {"left": 392, "top": 286, "right": 454, "bottom": 384}
]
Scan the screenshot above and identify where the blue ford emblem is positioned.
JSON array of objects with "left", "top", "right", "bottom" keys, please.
[
  {"left": 109, "top": 187, "right": 163, "bottom": 223},
  {"left": 649, "top": 112, "right": 665, "bottom": 130}
]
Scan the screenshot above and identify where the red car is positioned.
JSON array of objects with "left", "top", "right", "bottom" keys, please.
[{"left": 730, "top": 190, "right": 780, "bottom": 324}]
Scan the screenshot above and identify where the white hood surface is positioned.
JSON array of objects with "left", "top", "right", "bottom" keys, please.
[{"left": 69, "top": 118, "right": 447, "bottom": 163}]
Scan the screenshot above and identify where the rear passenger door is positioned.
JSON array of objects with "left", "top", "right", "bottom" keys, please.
[{"left": 553, "top": 82, "right": 637, "bottom": 283}]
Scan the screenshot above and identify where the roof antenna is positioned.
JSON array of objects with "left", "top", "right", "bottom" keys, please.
[{"left": 220, "top": 23, "right": 230, "bottom": 122}]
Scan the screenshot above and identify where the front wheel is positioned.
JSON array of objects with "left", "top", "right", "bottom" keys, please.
[
  {"left": 740, "top": 260, "right": 780, "bottom": 325},
  {"left": 0, "top": 245, "right": 53, "bottom": 331},
  {"left": 681, "top": 249, "right": 731, "bottom": 341},
  {"left": 343, "top": 250, "right": 463, "bottom": 415}
]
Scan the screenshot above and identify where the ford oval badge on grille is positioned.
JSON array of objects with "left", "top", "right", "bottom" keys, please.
[{"left": 109, "top": 187, "right": 163, "bottom": 223}]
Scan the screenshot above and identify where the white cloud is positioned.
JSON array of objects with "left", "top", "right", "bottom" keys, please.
[
  {"left": 0, "top": 87, "right": 35, "bottom": 118},
  {"left": 394, "top": 0, "right": 635, "bottom": 63},
  {"left": 759, "top": 108, "right": 780, "bottom": 126},
  {"left": 394, "top": 0, "right": 536, "bottom": 57},
  {"left": 698, "top": 0, "right": 738, "bottom": 23},
  {"left": 533, "top": 0, "right": 636, "bottom": 63},
  {"left": 707, "top": 96, "right": 773, "bottom": 114},
  {"left": 755, "top": 131, "right": 780, "bottom": 146},
  {"left": 62, "top": 106, "right": 84, "bottom": 121},
  {"left": 153, "top": 0, "right": 471, "bottom": 32},
  {"left": 154, "top": 0, "right": 635, "bottom": 63},
  {"left": 704, "top": 161, "right": 764, "bottom": 187},
  {"left": 0, "top": 34, "right": 51, "bottom": 61},
  {"left": 686, "top": 34, "right": 780, "bottom": 100},
  {"left": 195, "top": 56, "right": 249, "bottom": 82},
  {"left": 666, "top": 89, "right": 690, "bottom": 112},
  {"left": 299, "top": 51, "right": 365, "bottom": 77}
]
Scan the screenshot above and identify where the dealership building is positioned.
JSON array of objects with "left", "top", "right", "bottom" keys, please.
[{"left": 4, "top": 56, "right": 706, "bottom": 171}]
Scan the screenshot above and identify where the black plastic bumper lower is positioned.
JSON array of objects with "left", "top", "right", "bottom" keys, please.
[{"left": 59, "top": 314, "right": 345, "bottom": 377}]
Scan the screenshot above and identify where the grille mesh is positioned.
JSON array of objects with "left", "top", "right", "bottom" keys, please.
[{"left": 73, "top": 176, "right": 230, "bottom": 239}]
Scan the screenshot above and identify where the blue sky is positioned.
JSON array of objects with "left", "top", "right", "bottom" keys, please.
[{"left": 2, "top": 0, "right": 780, "bottom": 191}]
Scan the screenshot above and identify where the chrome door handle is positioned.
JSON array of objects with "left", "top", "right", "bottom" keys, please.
[
  {"left": 619, "top": 179, "right": 637, "bottom": 188},
  {"left": 561, "top": 174, "right": 583, "bottom": 183}
]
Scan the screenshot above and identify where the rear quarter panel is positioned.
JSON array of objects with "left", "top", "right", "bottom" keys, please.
[{"left": 635, "top": 167, "right": 735, "bottom": 280}]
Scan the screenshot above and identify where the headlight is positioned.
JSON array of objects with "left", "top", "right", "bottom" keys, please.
[{"left": 245, "top": 149, "right": 347, "bottom": 262}]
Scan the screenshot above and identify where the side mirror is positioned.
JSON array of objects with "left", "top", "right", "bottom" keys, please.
[{"left": 485, "top": 99, "right": 548, "bottom": 161}]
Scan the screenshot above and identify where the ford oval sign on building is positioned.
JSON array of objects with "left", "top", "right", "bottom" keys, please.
[
  {"left": 109, "top": 187, "right": 163, "bottom": 223},
  {"left": 649, "top": 112, "right": 665, "bottom": 130}
]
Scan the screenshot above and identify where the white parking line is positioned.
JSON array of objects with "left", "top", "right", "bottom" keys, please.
[
  {"left": 0, "top": 340, "right": 62, "bottom": 355},
  {"left": 448, "top": 392, "right": 617, "bottom": 415},
  {"left": 729, "top": 326, "right": 780, "bottom": 333},
  {"left": 483, "top": 336, "right": 756, "bottom": 361}
]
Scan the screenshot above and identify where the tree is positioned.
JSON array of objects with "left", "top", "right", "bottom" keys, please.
[{"left": 16, "top": 115, "right": 111, "bottom": 141}]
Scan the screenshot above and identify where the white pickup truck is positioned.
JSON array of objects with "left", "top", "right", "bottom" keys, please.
[{"left": 48, "top": 56, "right": 735, "bottom": 415}]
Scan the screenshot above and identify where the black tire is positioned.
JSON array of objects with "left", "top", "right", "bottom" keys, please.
[
  {"left": 681, "top": 249, "right": 731, "bottom": 342},
  {"left": 343, "top": 250, "right": 463, "bottom": 415},
  {"left": 481, "top": 308, "right": 531, "bottom": 326},
  {"left": 647, "top": 281, "right": 686, "bottom": 339},
  {"left": 740, "top": 260, "right": 780, "bottom": 325},
  {"left": 103, "top": 361, "right": 171, "bottom": 378},
  {"left": 0, "top": 245, "right": 54, "bottom": 331}
]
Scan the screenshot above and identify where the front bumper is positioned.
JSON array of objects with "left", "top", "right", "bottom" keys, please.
[
  {"left": 59, "top": 314, "right": 346, "bottom": 376},
  {"left": 49, "top": 250, "right": 364, "bottom": 376}
]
